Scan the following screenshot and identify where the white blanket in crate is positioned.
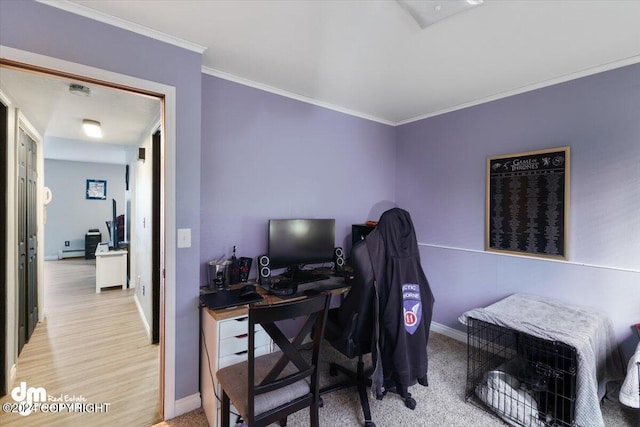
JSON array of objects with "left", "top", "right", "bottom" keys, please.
[
  {"left": 619, "top": 341, "right": 640, "bottom": 408},
  {"left": 459, "top": 293, "right": 625, "bottom": 427}
]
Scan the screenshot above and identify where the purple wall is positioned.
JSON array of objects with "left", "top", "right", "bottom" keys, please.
[
  {"left": 200, "top": 75, "right": 396, "bottom": 282},
  {"left": 4, "top": 0, "right": 638, "bottom": 401},
  {"left": 396, "top": 63, "right": 640, "bottom": 359},
  {"left": 1, "top": 0, "right": 202, "bottom": 399}
]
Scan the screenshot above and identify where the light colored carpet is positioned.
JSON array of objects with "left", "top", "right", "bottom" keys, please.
[{"left": 156, "top": 333, "right": 637, "bottom": 426}]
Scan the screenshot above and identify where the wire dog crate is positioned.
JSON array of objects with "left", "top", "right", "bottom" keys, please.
[{"left": 465, "top": 318, "right": 578, "bottom": 427}]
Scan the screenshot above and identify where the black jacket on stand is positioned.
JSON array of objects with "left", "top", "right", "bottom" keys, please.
[{"left": 361, "top": 208, "right": 435, "bottom": 403}]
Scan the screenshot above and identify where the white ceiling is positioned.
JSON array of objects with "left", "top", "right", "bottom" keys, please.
[
  {"left": 55, "top": 0, "right": 640, "bottom": 125},
  {"left": 2, "top": 0, "right": 639, "bottom": 165}
]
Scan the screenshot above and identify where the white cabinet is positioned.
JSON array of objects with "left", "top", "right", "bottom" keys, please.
[
  {"left": 201, "top": 307, "right": 272, "bottom": 427},
  {"left": 95, "top": 250, "right": 127, "bottom": 293}
]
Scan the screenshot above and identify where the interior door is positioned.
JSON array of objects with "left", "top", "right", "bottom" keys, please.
[
  {"left": 0, "top": 100, "right": 7, "bottom": 396},
  {"left": 17, "top": 127, "right": 27, "bottom": 353},
  {"left": 152, "top": 130, "right": 161, "bottom": 344},
  {"left": 25, "top": 131, "right": 38, "bottom": 338},
  {"left": 17, "top": 127, "right": 38, "bottom": 354}
]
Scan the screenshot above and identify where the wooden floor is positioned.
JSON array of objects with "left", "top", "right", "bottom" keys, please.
[{"left": 0, "top": 259, "right": 161, "bottom": 427}]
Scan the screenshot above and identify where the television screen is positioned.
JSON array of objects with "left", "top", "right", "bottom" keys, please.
[
  {"left": 268, "top": 219, "right": 335, "bottom": 270},
  {"left": 111, "top": 198, "right": 119, "bottom": 249}
]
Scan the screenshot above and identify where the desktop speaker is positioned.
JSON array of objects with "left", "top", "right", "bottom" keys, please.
[
  {"left": 257, "top": 254, "right": 271, "bottom": 286},
  {"left": 334, "top": 247, "right": 345, "bottom": 273}
]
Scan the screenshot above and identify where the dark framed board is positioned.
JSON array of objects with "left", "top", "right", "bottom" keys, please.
[
  {"left": 86, "top": 179, "right": 107, "bottom": 200},
  {"left": 485, "top": 147, "right": 570, "bottom": 259}
]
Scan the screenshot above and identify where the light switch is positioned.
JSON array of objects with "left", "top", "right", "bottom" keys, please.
[{"left": 177, "top": 228, "right": 191, "bottom": 248}]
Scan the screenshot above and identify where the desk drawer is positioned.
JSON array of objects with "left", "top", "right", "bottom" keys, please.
[
  {"left": 219, "top": 316, "right": 264, "bottom": 339},
  {"left": 218, "top": 330, "right": 270, "bottom": 358},
  {"left": 218, "top": 343, "right": 271, "bottom": 369}
]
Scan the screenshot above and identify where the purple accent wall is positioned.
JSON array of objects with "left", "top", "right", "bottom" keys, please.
[
  {"left": 4, "top": 0, "right": 638, "bottom": 398},
  {"left": 200, "top": 75, "right": 396, "bottom": 282},
  {"left": 1, "top": 0, "right": 202, "bottom": 399},
  {"left": 396, "top": 63, "right": 640, "bottom": 359}
]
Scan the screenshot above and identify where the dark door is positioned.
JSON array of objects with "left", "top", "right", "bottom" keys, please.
[
  {"left": 17, "top": 127, "right": 38, "bottom": 354},
  {"left": 26, "top": 131, "right": 38, "bottom": 338},
  {"left": 17, "top": 127, "right": 27, "bottom": 353},
  {"left": 0, "top": 100, "right": 7, "bottom": 396},
  {"left": 152, "top": 130, "right": 161, "bottom": 344}
]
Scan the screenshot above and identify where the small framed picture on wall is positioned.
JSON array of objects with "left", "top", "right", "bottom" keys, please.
[{"left": 86, "top": 179, "right": 107, "bottom": 200}]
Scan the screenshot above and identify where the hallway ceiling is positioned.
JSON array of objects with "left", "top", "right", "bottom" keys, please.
[
  {"left": 59, "top": 0, "right": 640, "bottom": 124},
  {"left": 0, "top": 67, "right": 160, "bottom": 146}
]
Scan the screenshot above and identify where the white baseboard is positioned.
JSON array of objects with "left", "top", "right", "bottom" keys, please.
[
  {"left": 173, "top": 393, "right": 201, "bottom": 418},
  {"left": 57, "top": 249, "right": 85, "bottom": 259},
  {"left": 44, "top": 255, "right": 58, "bottom": 261},
  {"left": 431, "top": 321, "right": 467, "bottom": 343},
  {"left": 134, "top": 293, "right": 151, "bottom": 339}
]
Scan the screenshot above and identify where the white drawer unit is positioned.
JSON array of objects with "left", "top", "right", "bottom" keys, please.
[
  {"left": 95, "top": 250, "right": 127, "bottom": 293},
  {"left": 201, "top": 307, "right": 272, "bottom": 427}
]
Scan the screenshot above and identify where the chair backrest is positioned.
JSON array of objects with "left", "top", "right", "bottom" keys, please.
[
  {"left": 246, "top": 293, "right": 331, "bottom": 426},
  {"left": 326, "top": 239, "right": 377, "bottom": 358}
]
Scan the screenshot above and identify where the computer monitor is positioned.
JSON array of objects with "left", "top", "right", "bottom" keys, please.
[{"left": 268, "top": 219, "right": 335, "bottom": 270}]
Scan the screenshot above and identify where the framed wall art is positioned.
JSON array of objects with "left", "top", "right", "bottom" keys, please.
[
  {"left": 485, "top": 147, "right": 570, "bottom": 259},
  {"left": 86, "top": 179, "right": 107, "bottom": 200}
]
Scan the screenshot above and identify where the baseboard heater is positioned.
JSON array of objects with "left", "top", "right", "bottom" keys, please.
[{"left": 58, "top": 249, "right": 85, "bottom": 259}]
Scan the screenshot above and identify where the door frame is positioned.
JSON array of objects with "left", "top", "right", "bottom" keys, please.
[{"left": 0, "top": 46, "right": 178, "bottom": 418}]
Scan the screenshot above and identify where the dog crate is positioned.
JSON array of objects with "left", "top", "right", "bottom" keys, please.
[{"left": 465, "top": 318, "right": 578, "bottom": 427}]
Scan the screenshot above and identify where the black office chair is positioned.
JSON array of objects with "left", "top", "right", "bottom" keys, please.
[
  {"left": 217, "top": 294, "right": 331, "bottom": 427},
  {"left": 321, "top": 208, "right": 434, "bottom": 427},
  {"left": 320, "top": 239, "right": 378, "bottom": 427}
]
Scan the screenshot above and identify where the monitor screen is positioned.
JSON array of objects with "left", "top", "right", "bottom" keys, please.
[
  {"left": 268, "top": 219, "right": 335, "bottom": 269},
  {"left": 107, "top": 198, "right": 119, "bottom": 250}
]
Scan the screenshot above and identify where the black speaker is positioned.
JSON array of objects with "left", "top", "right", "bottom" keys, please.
[
  {"left": 257, "top": 254, "right": 271, "bottom": 286},
  {"left": 137, "top": 147, "right": 146, "bottom": 162},
  {"left": 334, "top": 247, "right": 345, "bottom": 274}
]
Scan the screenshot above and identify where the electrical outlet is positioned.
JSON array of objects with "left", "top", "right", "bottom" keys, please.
[
  {"left": 64, "top": 240, "right": 70, "bottom": 246},
  {"left": 142, "top": 285, "right": 145, "bottom": 296}
]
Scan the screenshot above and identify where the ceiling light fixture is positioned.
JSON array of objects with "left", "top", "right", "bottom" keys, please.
[
  {"left": 69, "top": 83, "right": 91, "bottom": 96},
  {"left": 396, "top": 0, "right": 484, "bottom": 29},
  {"left": 82, "top": 119, "right": 103, "bottom": 138}
]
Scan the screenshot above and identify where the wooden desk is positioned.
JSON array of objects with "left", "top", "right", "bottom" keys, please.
[
  {"left": 95, "top": 250, "right": 128, "bottom": 293},
  {"left": 200, "top": 279, "right": 348, "bottom": 427}
]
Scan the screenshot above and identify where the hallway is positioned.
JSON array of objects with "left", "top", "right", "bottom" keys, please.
[{"left": 0, "top": 259, "right": 160, "bottom": 426}]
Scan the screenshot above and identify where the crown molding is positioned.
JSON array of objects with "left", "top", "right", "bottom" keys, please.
[
  {"left": 201, "top": 66, "right": 395, "bottom": 127},
  {"left": 32, "top": 0, "right": 640, "bottom": 127},
  {"left": 397, "top": 55, "right": 640, "bottom": 126},
  {"left": 205, "top": 55, "right": 640, "bottom": 128},
  {"left": 37, "top": 0, "right": 207, "bottom": 54}
]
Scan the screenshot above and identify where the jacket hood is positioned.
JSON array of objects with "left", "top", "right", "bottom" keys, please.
[{"left": 376, "top": 208, "right": 419, "bottom": 258}]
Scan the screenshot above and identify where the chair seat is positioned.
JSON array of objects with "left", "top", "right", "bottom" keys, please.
[
  {"left": 217, "top": 351, "right": 311, "bottom": 419},
  {"left": 325, "top": 307, "right": 372, "bottom": 359}
]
